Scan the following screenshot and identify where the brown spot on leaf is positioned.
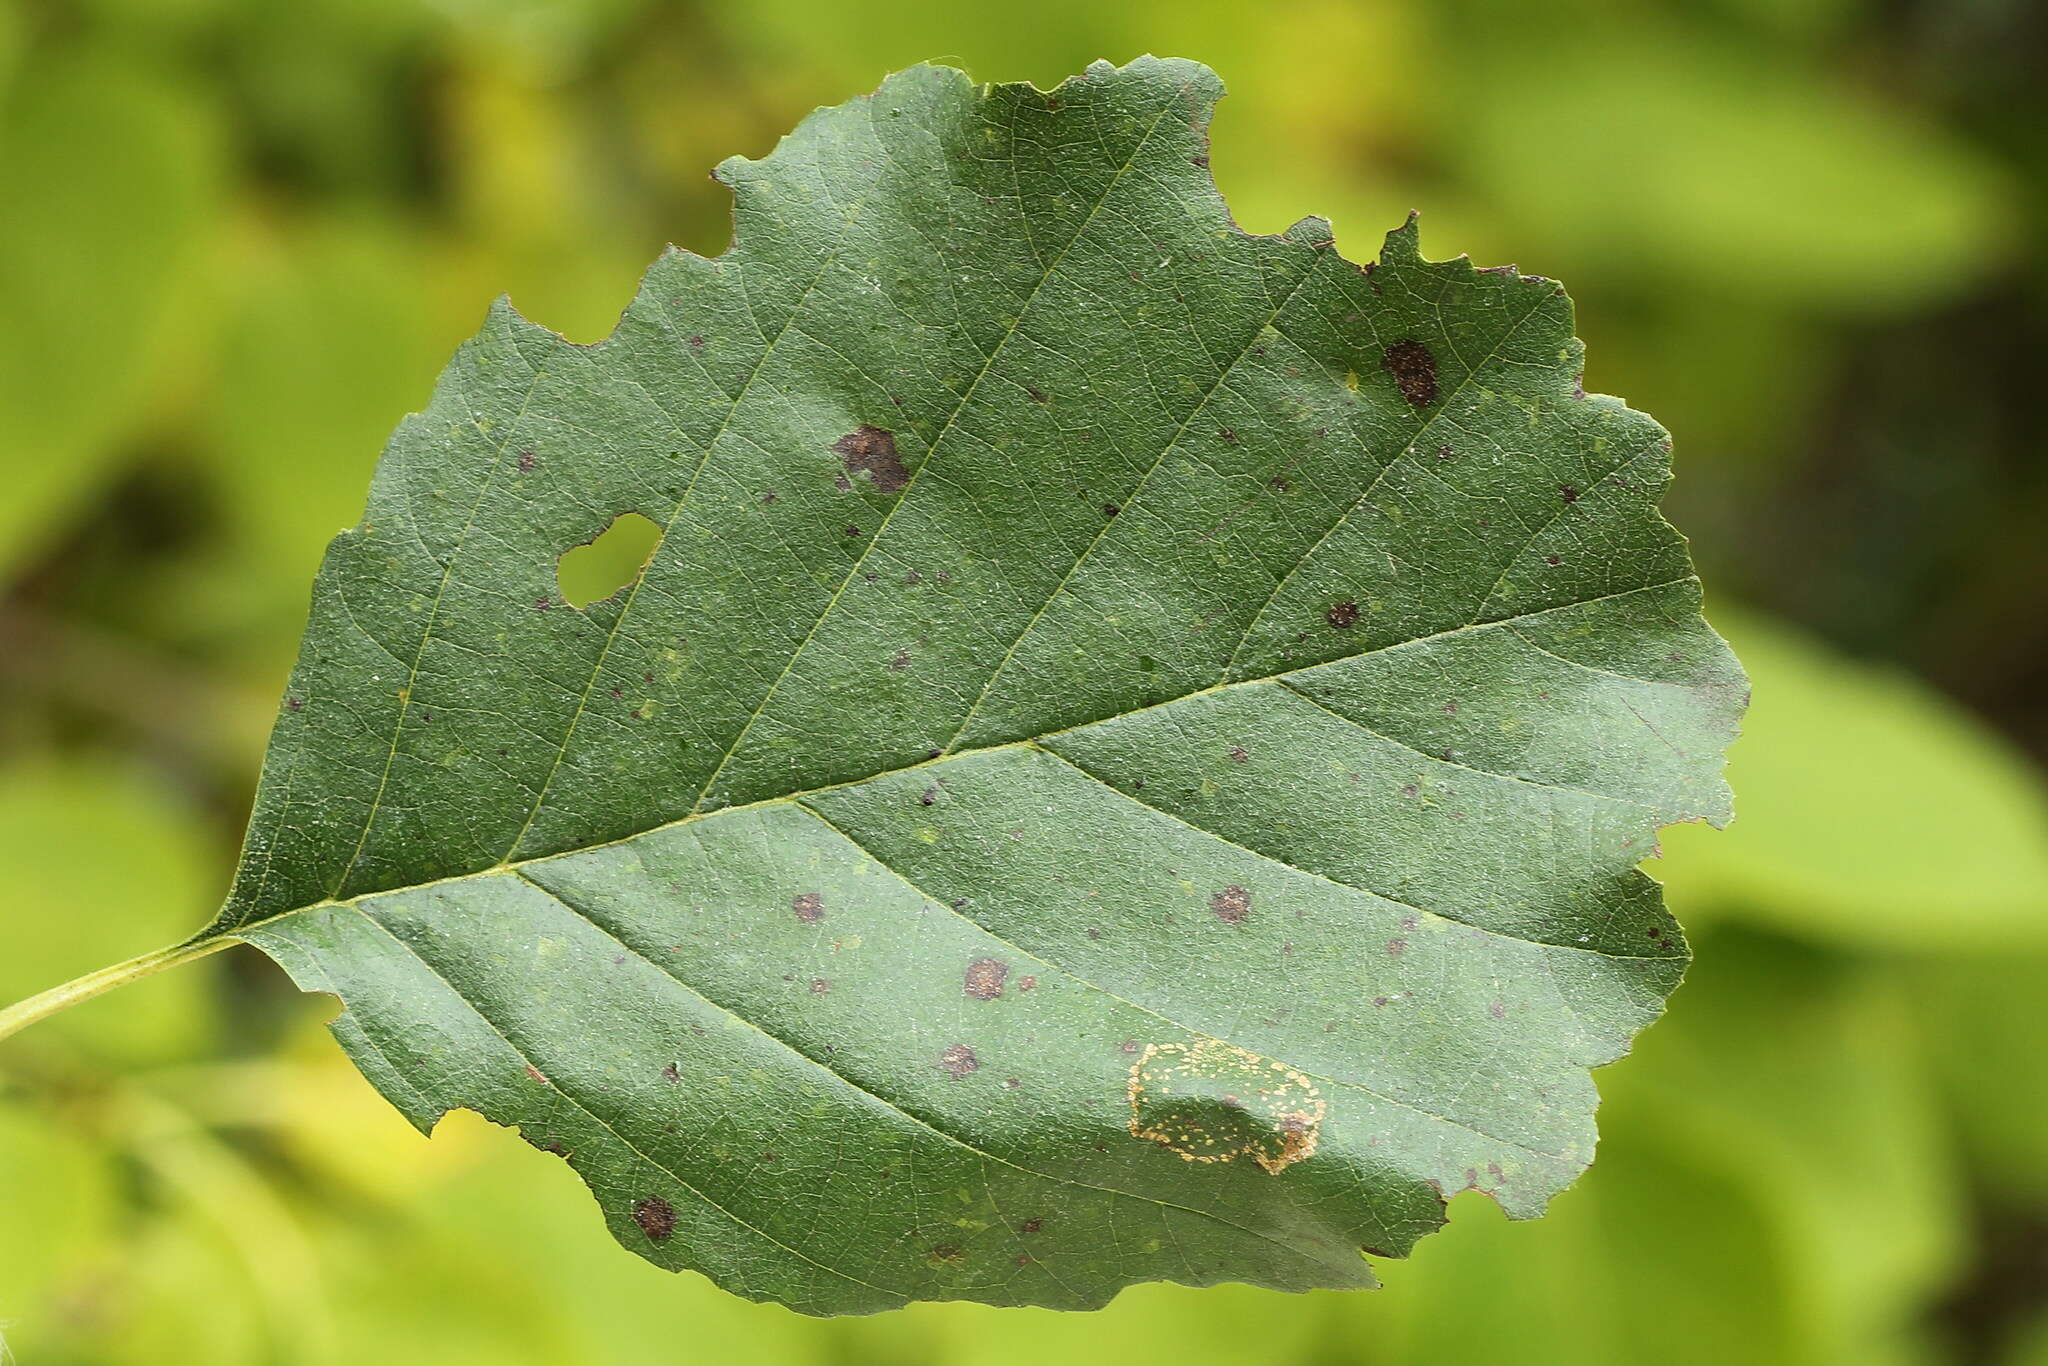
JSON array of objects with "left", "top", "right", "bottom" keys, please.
[
  {"left": 1017, "top": 975, "right": 1038, "bottom": 992},
  {"left": 1489, "top": 999, "right": 1506, "bottom": 1020},
  {"left": 792, "top": 892, "right": 824, "bottom": 923},
  {"left": 517, "top": 451, "right": 537, "bottom": 472},
  {"left": 1326, "top": 600, "right": 1360, "bottom": 629},
  {"left": 940, "top": 1043, "right": 979, "bottom": 1078},
  {"left": 833, "top": 425, "right": 908, "bottom": 494},
  {"left": 1381, "top": 339, "right": 1438, "bottom": 406},
  {"left": 285, "top": 696, "right": 303, "bottom": 712},
  {"left": 1019, "top": 1217, "right": 1043, "bottom": 1233},
  {"left": 524, "top": 1064, "right": 549, "bottom": 1085},
  {"left": 889, "top": 649, "right": 911, "bottom": 671},
  {"left": 1210, "top": 884, "right": 1253, "bottom": 924},
  {"left": 633, "top": 1197, "right": 677, "bottom": 1242},
  {"left": 1228, "top": 745, "right": 1249, "bottom": 764},
  {"left": 1560, "top": 484, "right": 1579, "bottom": 503},
  {"left": 964, "top": 958, "right": 1010, "bottom": 1001},
  {"left": 809, "top": 977, "right": 831, "bottom": 995},
  {"left": 661, "top": 1063, "right": 681, "bottom": 1083},
  {"left": 1386, "top": 937, "right": 1408, "bottom": 956}
]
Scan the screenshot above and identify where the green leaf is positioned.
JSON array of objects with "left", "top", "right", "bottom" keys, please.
[
  {"left": 1658, "top": 609, "right": 2048, "bottom": 952},
  {"left": 0, "top": 50, "right": 222, "bottom": 579},
  {"left": 202, "top": 58, "right": 1741, "bottom": 1312}
]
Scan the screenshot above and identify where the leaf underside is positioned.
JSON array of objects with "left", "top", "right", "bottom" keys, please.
[{"left": 214, "top": 57, "right": 1745, "bottom": 1314}]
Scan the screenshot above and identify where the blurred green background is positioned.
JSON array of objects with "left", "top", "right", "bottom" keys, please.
[{"left": 1, "top": 0, "right": 2045, "bottom": 1361}]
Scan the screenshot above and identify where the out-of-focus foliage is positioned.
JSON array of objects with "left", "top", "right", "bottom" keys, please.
[{"left": 0, "top": 0, "right": 2043, "bottom": 1361}]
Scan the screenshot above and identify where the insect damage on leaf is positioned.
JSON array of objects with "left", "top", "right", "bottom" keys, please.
[
  {"left": 194, "top": 55, "right": 1745, "bottom": 1316},
  {"left": 1128, "top": 1039, "right": 1326, "bottom": 1174}
]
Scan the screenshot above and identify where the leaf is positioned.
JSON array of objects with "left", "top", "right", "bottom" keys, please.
[
  {"left": 1658, "top": 608, "right": 2048, "bottom": 952},
  {"left": 202, "top": 57, "right": 1742, "bottom": 1313},
  {"left": 0, "top": 50, "right": 222, "bottom": 579}
]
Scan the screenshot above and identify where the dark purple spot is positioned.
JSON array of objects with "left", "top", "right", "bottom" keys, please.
[
  {"left": 964, "top": 958, "right": 1010, "bottom": 1001},
  {"left": 1210, "top": 885, "right": 1252, "bottom": 924},
  {"left": 833, "top": 425, "right": 909, "bottom": 494},
  {"left": 633, "top": 1197, "right": 677, "bottom": 1242},
  {"left": 1326, "top": 600, "right": 1360, "bottom": 629},
  {"left": 1381, "top": 339, "right": 1438, "bottom": 406}
]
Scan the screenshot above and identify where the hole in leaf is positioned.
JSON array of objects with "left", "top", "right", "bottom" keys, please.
[{"left": 557, "top": 512, "right": 660, "bottom": 609}]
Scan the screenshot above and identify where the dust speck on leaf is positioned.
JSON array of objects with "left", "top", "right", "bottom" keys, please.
[
  {"left": 633, "top": 1196, "right": 677, "bottom": 1242},
  {"left": 1210, "top": 884, "right": 1252, "bottom": 924},
  {"left": 833, "top": 425, "right": 909, "bottom": 494},
  {"left": 964, "top": 958, "right": 1010, "bottom": 1001}
]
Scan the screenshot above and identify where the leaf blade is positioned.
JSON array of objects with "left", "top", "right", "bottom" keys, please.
[{"left": 217, "top": 56, "right": 1742, "bottom": 1313}]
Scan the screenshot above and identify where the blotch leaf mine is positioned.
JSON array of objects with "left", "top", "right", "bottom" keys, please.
[{"left": 199, "top": 57, "right": 1743, "bottom": 1315}]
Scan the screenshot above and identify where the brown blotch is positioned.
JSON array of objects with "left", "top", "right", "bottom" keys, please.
[
  {"left": 1381, "top": 339, "right": 1438, "bottom": 406},
  {"left": 1326, "top": 600, "right": 1360, "bottom": 629},
  {"left": 661, "top": 1063, "right": 681, "bottom": 1083},
  {"left": 1228, "top": 745, "right": 1249, "bottom": 764},
  {"left": 1017, "top": 975, "right": 1038, "bottom": 992},
  {"left": 516, "top": 451, "right": 537, "bottom": 472},
  {"left": 889, "top": 649, "right": 911, "bottom": 671},
  {"left": 523, "top": 1064, "right": 550, "bottom": 1085},
  {"left": 1386, "top": 937, "right": 1408, "bottom": 956},
  {"left": 940, "top": 1044, "right": 980, "bottom": 1078},
  {"left": 1210, "top": 885, "right": 1252, "bottom": 924},
  {"left": 1489, "top": 998, "right": 1506, "bottom": 1020},
  {"left": 1559, "top": 484, "right": 1579, "bottom": 503},
  {"left": 792, "top": 892, "right": 824, "bottom": 923},
  {"left": 285, "top": 696, "right": 303, "bottom": 712},
  {"left": 632, "top": 1196, "right": 677, "bottom": 1242},
  {"left": 964, "top": 958, "right": 1010, "bottom": 1001},
  {"left": 809, "top": 977, "right": 831, "bottom": 995},
  {"left": 833, "top": 425, "right": 908, "bottom": 494}
]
